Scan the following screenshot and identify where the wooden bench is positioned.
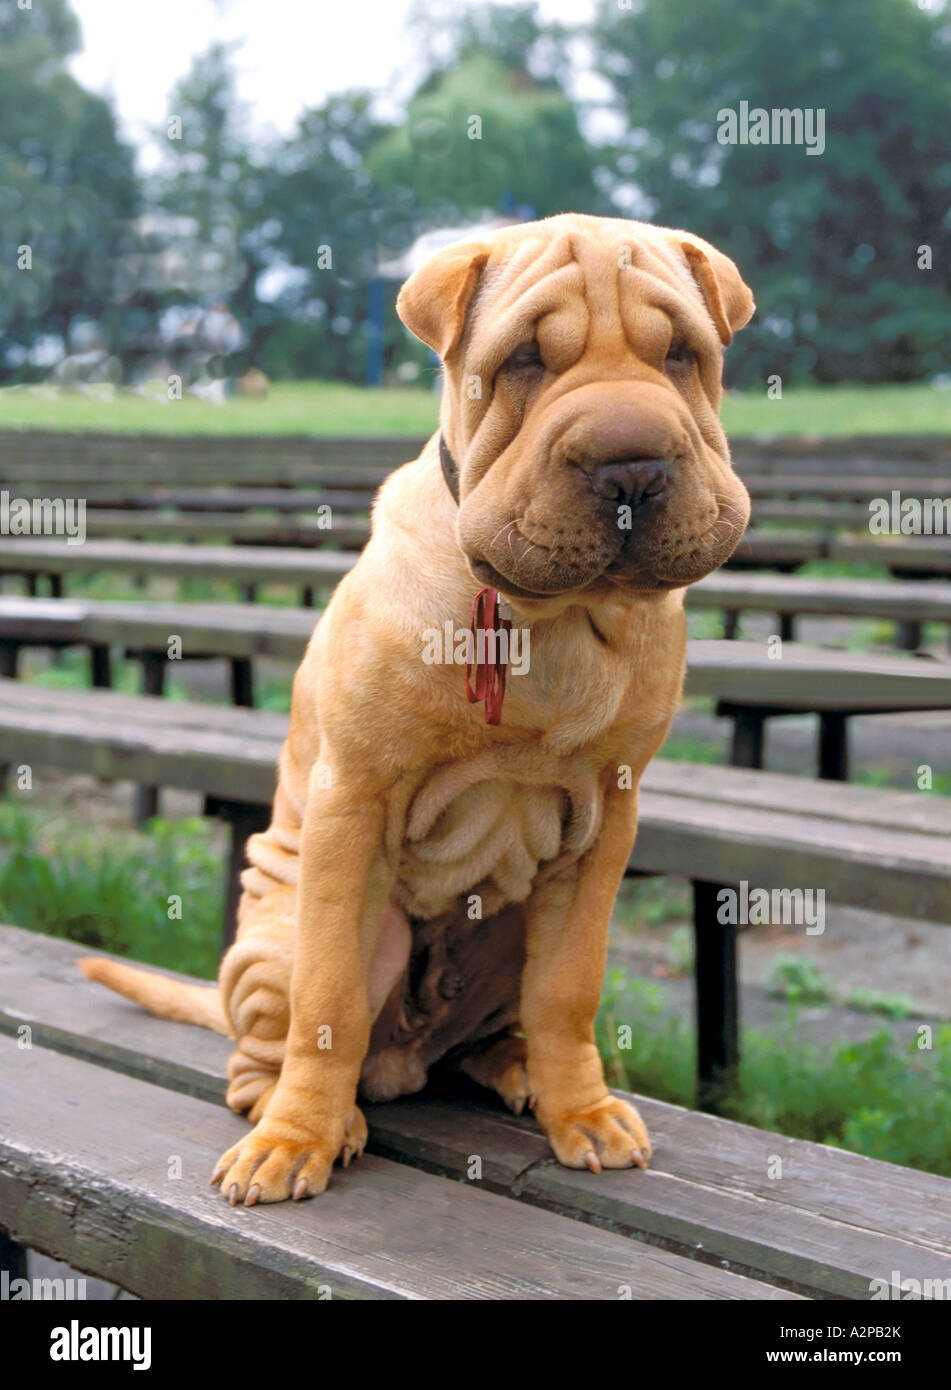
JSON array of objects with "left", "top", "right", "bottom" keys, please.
[
  {"left": 1, "top": 598, "right": 947, "bottom": 782},
  {"left": 686, "top": 637, "right": 951, "bottom": 779},
  {"left": 1, "top": 678, "right": 948, "bottom": 1110},
  {"left": 0, "top": 539, "right": 356, "bottom": 604},
  {"left": 691, "top": 571, "right": 951, "bottom": 649},
  {"left": 4, "top": 923, "right": 951, "bottom": 1299}
]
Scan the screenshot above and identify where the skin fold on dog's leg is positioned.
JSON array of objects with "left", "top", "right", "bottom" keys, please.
[
  {"left": 520, "top": 783, "right": 651, "bottom": 1173},
  {"left": 212, "top": 779, "right": 394, "bottom": 1206}
]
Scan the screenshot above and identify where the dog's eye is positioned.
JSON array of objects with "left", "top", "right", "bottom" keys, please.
[
  {"left": 502, "top": 340, "right": 544, "bottom": 373},
  {"left": 665, "top": 339, "right": 695, "bottom": 372}
]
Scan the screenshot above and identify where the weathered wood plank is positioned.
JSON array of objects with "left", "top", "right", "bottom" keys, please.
[
  {"left": 689, "top": 572, "right": 951, "bottom": 622},
  {"left": 7, "top": 926, "right": 951, "bottom": 1298},
  {"left": 744, "top": 475, "right": 951, "bottom": 500},
  {"left": 683, "top": 639, "right": 951, "bottom": 711},
  {"left": 0, "top": 539, "right": 356, "bottom": 586},
  {"left": 0, "top": 596, "right": 316, "bottom": 659},
  {"left": 832, "top": 535, "right": 951, "bottom": 575},
  {"left": 23, "top": 487, "right": 376, "bottom": 512},
  {"left": 82, "top": 511, "right": 369, "bottom": 548},
  {"left": 0, "top": 1035, "right": 794, "bottom": 1300}
]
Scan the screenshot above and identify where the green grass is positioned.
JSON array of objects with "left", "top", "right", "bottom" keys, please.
[
  {"left": 598, "top": 970, "right": 951, "bottom": 1178},
  {"left": 721, "top": 382, "right": 951, "bottom": 436},
  {"left": 0, "top": 801, "right": 223, "bottom": 979},
  {"left": 0, "top": 380, "right": 440, "bottom": 437},
  {"left": 1, "top": 379, "right": 948, "bottom": 437}
]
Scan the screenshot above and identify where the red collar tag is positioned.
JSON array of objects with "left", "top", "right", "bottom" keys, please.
[{"left": 465, "top": 587, "right": 512, "bottom": 725}]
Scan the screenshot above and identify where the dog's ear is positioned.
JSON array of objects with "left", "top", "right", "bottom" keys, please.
[
  {"left": 396, "top": 242, "right": 490, "bottom": 360},
  {"left": 675, "top": 234, "right": 755, "bottom": 346}
]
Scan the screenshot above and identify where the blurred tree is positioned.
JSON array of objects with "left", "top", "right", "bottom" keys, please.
[
  {"left": 0, "top": 0, "right": 138, "bottom": 377},
  {"left": 253, "top": 92, "right": 423, "bottom": 382},
  {"left": 147, "top": 41, "right": 253, "bottom": 367},
  {"left": 592, "top": 0, "right": 951, "bottom": 386},
  {"left": 368, "top": 0, "right": 606, "bottom": 224}
]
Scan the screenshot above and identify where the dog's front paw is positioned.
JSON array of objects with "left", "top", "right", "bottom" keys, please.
[
  {"left": 542, "top": 1095, "right": 651, "bottom": 1174},
  {"left": 211, "top": 1106, "right": 367, "bottom": 1206}
]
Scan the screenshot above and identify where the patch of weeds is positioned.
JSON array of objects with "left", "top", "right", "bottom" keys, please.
[
  {"left": 847, "top": 988, "right": 916, "bottom": 1020},
  {"left": 765, "top": 955, "right": 832, "bottom": 1005}
]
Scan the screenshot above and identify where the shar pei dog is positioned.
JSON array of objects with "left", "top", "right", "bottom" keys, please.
[{"left": 82, "top": 214, "right": 754, "bottom": 1205}]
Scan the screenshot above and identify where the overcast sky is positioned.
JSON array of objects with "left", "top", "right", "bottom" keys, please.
[{"left": 68, "top": 0, "right": 600, "bottom": 160}]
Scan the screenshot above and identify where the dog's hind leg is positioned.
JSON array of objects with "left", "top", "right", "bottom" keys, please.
[
  {"left": 219, "top": 883, "right": 294, "bottom": 1119},
  {"left": 454, "top": 1030, "right": 531, "bottom": 1115}
]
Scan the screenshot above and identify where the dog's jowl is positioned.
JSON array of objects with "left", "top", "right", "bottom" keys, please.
[{"left": 81, "top": 214, "right": 754, "bottom": 1205}]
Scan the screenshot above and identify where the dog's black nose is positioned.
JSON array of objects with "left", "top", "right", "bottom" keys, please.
[{"left": 590, "top": 459, "right": 669, "bottom": 508}]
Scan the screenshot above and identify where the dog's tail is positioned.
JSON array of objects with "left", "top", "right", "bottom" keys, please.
[{"left": 78, "top": 957, "right": 231, "bottom": 1036}]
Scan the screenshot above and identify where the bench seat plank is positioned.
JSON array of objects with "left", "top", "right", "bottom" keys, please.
[
  {"left": 690, "top": 572, "right": 951, "bottom": 622},
  {"left": 6, "top": 926, "right": 951, "bottom": 1298},
  {"left": 0, "top": 682, "right": 947, "bottom": 918},
  {"left": 684, "top": 639, "right": 951, "bottom": 711},
  {"left": 0, "top": 1034, "right": 795, "bottom": 1301},
  {"left": 83, "top": 510, "right": 369, "bottom": 548},
  {"left": 0, "top": 539, "right": 356, "bottom": 586}
]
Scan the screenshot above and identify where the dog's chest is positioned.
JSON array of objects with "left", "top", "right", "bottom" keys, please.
[{"left": 394, "top": 755, "right": 604, "bottom": 921}]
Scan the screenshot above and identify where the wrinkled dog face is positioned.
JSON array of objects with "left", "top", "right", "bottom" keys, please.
[{"left": 397, "top": 214, "right": 755, "bottom": 600}]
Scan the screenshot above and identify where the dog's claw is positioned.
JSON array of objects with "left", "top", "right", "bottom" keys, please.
[
  {"left": 584, "top": 1150, "right": 602, "bottom": 1174},
  {"left": 632, "top": 1149, "right": 648, "bottom": 1170},
  {"left": 293, "top": 1178, "right": 309, "bottom": 1201},
  {"left": 245, "top": 1184, "right": 261, "bottom": 1207},
  {"left": 228, "top": 1183, "right": 240, "bottom": 1206},
  {"left": 341, "top": 1146, "right": 352, "bottom": 1169}
]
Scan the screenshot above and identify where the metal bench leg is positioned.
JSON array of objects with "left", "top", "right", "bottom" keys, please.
[
  {"left": 240, "top": 583, "right": 257, "bottom": 605},
  {"left": 90, "top": 644, "right": 112, "bottom": 689},
  {"left": 722, "top": 609, "right": 739, "bottom": 640},
  {"left": 729, "top": 708, "right": 767, "bottom": 769},
  {"left": 230, "top": 657, "right": 254, "bottom": 707},
  {"left": 0, "top": 1228, "right": 28, "bottom": 1279},
  {"left": 25, "top": 573, "right": 37, "bottom": 597},
  {"left": 779, "top": 613, "right": 795, "bottom": 643},
  {"left": 693, "top": 879, "right": 739, "bottom": 1115},
  {"left": 133, "top": 652, "right": 167, "bottom": 826},
  {"left": 49, "top": 573, "right": 63, "bottom": 598},
  {"left": 818, "top": 711, "right": 849, "bottom": 781},
  {"left": 205, "top": 798, "right": 271, "bottom": 952},
  {"left": 897, "top": 620, "right": 922, "bottom": 652},
  {"left": 0, "top": 643, "right": 16, "bottom": 786},
  {"left": 0, "top": 641, "right": 18, "bottom": 679},
  {"left": 302, "top": 586, "right": 315, "bottom": 609}
]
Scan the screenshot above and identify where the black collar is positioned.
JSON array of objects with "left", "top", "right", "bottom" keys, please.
[{"left": 439, "top": 433, "right": 460, "bottom": 504}]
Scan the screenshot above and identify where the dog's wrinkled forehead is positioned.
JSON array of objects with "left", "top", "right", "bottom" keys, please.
[
  {"left": 395, "top": 216, "right": 754, "bottom": 373},
  {"left": 464, "top": 228, "right": 721, "bottom": 379}
]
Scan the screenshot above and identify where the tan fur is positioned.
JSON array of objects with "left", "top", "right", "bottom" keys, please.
[{"left": 80, "top": 214, "right": 754, "bottom": 1205}]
